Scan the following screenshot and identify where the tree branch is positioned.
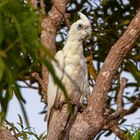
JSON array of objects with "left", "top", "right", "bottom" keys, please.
[
  {"left": 124, "top": 95, "right": 140, "bottom": 116},
  {"left": 22, "top": 80, "right": 39, "bottom": 89},
  {"left": 69, "top": 9, "right": 140, "bottom": 140},
  {"left": 40, "top": 0, "right": 46, "bottom": 16},
  {"left": 30, "top": 0, "right": 69, "bottom": 103},
  {"left": 32, "top": 72, "right": 48, "bottom": 103},
  {"left": 116, "top": 77, "right": 128, "bottom": 110},
  {"left": 108, "top": 121, "right": 125, "bottom": 140},
  {"left": 0, "top": 127, "right": 17, "bottom": 140},
  {"left": 109, "top": 88, "right": 139, "bottom": 121},
  {"left": 28, "top": 0, "right": 37, "bottom": 8},
  {"left": 105, "top": 95, "right": 140, "bottom": 140},
  {"left": 40, "top": 0, "right": 69, "bottom": 102},
  {"left": 109, "top": 77, "right": 128, "bottom": 120}
]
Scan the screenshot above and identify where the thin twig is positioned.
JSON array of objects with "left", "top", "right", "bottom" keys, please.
[
  {"left": 18, "top": 85, "right": 39, "bottom": 89},
  {"left": 28, "top": 0, "right": 37, "bottom": 8},
  {"left": 40, "top": 0, "right": 46, "bottom": 16},
  {"left": 109, "top": 77, "right": 128, "bottom": 120},
  {"left": 109, "top": 96, "right": 140, "bottom": 121},
  {"left": 124, "top": 96, "right": 140, "bottom": 115},
  {"left": 116, "top": 77, "right": 128, "bottom": 111},
  {"left": 22, "top": 81, "right": 39, "bottom": 89},
  {"left": 105, "top": 98, "right": 140, "bottom": 140},
  {"left": 32, "top": 72, "right": 48, "bottom": 103},
  {"left": 109, "top": 121, "right": 125, "bottom": 140}
]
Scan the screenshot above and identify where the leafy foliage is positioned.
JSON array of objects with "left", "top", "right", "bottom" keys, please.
[
  {"left": 4, "top": 114, "right": 46, "bottom": 140},
  {"left": 0, "top": 0, "right": 41, "bottom": 123},
  {"left": 57, "top": 0, "right": 140, "bottom": 90},
  {"left": 56, "top": 0, "right": 140, "bottom": 139},
  {"left": 123, "top": 123, "right": 140, "bottom": 140},
  {"left": 131, "top": 130, "right": 140, "bottom": 140},
  {"left": 0, "top": 0, "right": 140, "bottom": 139},
  {"left": 0, "top": 0, "right": 71, "bottom": 126}
]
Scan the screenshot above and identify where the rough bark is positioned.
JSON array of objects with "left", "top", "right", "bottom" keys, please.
[
  {"left": 28, "top": 1, "right": 140, "bottom": 140},
  {"left": 40, "top": 0, "right": 69, "bottom": 102},
  {"left": 68, "top": 9, "right": 140, "bottom": 140},
  {"left": 2, "top": 1, "right": 139, "bottom": 140},
  {"left": 46, "top": 3, "right": 140, "bottom": 140},
  {"left": 32, "top": 0, "right": 69, "bottom": 103},
  {"left": 0, "top": 127, "right": 17, "bottom": 140}
]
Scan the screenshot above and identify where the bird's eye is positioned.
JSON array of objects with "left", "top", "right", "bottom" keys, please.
[{"left": 77, "top": 23, "right": 83, "bottom": 30}]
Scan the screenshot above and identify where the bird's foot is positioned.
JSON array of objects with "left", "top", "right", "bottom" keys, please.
[{"left": 71, "top": 102, "right": 86, "bottom": 113}]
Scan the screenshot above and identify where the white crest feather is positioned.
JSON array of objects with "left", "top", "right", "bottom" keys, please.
[{"left": 78, "top": 12, "right": 90, "bottom": 24}]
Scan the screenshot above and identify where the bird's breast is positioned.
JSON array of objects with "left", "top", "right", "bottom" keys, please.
[{"left": 62, "top": 54, "right": 86, "bottom": 93}]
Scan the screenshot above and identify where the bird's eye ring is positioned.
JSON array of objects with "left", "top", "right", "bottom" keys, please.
[{"left": 77, "top": 23, "right": 83, "bottom": 30}]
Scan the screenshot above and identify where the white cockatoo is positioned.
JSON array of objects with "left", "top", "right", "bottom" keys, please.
[{"left": 47, "top": 12, "right": 91, "bottom": 124}]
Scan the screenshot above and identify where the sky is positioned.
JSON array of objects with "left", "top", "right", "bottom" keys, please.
[
  {"left": 7, "top": 84, "right": 47, "bottom": 136},
  {"left": 6, "top": 0, "right": 140, "bottom": 139},
  {"left": 7, "top": 74, "right": 140, "bottom": 140}
]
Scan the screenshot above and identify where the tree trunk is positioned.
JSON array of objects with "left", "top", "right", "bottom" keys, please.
[{"left": 47, "top": 8, "right": 140, "bottom": 140}]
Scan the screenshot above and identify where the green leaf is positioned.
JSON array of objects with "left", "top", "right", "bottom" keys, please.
[
  {"left": 125, "top": 61, "right": 140, "bottom": 86},
  {"left": 0, "top": 50, "right": 7, "bottom": 58},
  {"left": 95, "top": 131, "right": 106, "bottom": 140},
  {"left": 14, "top": 82, "right": 26, "bottom": 103},
  {"left": 39, "top": 132, "right": 46, "bottom": 140},
  {"left": 132, "top": 131, "right": 140, "bottom": 140},
  {"left": 119, "top": 118, "right": 127, "bottom": 124},
  {"left": 124, "top": 131, "right": 132, "bottom": 140},
  {"left": 5, "top": 120, "right": 19, "bottom": 132},
  {"left": 101, "top": 0, "right": 107, "bottom": 7},
  {"left": 104, "top": 130, "right": 112, "bottom": 137},
  {"left": 0, "top": 90, "right": 11, "bottom": 123},
  {"left": 0, "top": 0, "right": 8, "bottom": 8},
  {"left": 0, "top": 0, "right": 41, "bottom": 120},
  {"left": 18, "top": 100, "right": 30, "bottom": 128},
  {"left": 17, "top": 114, "right": 24, "bottom": 129},
  {"left": 0, "top": 13, "right": 4, "bottom": 45},
  {"left": 0, "top": 58, "right": 5, "bottom": 81},
  {"left": 44, "top": 59, "right": 74, "bottom": 114}
]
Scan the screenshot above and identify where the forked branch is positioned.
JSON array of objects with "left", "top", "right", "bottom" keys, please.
[{"left": 69, "top": 9, "right": 140, "bottom": 140}]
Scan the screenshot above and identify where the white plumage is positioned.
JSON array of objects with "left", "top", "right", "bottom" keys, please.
[{"left": 47, "top": 12, "right": 91, "bottom": 125}]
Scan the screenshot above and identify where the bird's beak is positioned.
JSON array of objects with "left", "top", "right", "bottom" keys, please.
[{"left": 86, "top": 27, "right": 91, "bottom": 38}]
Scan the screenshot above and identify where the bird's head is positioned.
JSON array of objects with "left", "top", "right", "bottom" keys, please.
[{"left": 68, "top": 12, "right": 91, "bottom": 42}]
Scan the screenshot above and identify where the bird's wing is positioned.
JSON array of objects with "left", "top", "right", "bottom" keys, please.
[
  {"left": 47, "top": 50, "right": 65, "bottom": 123},
  {"left": 82, "top": 61, "right": 90, "bottom": 104}
]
